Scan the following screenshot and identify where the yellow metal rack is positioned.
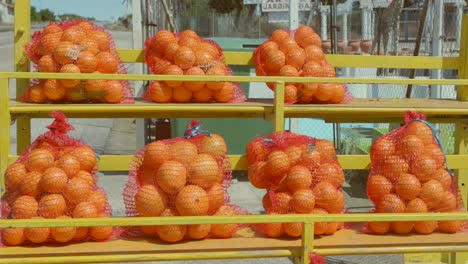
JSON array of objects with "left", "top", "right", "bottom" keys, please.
[{"left": 1, "top": 1, "right": 468, "bottom": 263}]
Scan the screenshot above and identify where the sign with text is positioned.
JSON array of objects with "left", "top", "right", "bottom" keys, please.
[{"left": 261, "top": 0, "right": 312, "bottom": 12}]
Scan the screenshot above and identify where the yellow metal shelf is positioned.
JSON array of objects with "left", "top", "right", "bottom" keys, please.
[{"left": 1, "top": 227, "right": 467, "bottom": 264}]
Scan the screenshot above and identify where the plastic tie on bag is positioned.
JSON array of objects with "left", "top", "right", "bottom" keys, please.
[
  {"left": 184, "top": 119, "right": 212, "bottom": 139},
  {"left": 46, "top": 110, "right": 75, "bottom": 135},
  {"left": 309, "top": 253, "right": 326, "bottom": 264},
  {"left": 404, "top": 111, "right": 454, "bottom": 177}
]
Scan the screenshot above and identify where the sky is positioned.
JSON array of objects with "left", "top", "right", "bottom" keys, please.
[{"left": 31, "top": 0, "right": 131, "bottom": 21}]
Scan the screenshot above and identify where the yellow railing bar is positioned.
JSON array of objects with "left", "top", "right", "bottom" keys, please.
[
  {"left": 318, "top": 246, "right": 468, "bottom": 256},
  {"left": 117, "top": 49, "right": 462, "bottom": 70},
  {"left": 0, "top": 78, "right": 10, "bottom": 191},
  {"left": 2, "top": 213, "right": 467, "bottom": 228},
  {"left": 1, "top": 72, "right": 468, "bottom": 85}
]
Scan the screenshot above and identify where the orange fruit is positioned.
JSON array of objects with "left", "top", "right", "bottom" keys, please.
[
  {"left": 152, "top": 30, "right": 177, "bottom": 53},
  {"left": 183, "top": 67, "right": 206, "bottom": 91},
  {"left": 436, "top": 169, "right": 452, "bottom": 190},
  {"left": 61, "top": 27, "right": 86, "bottom": 44},
  {"left": 262, "top": 193, "right": 272, "bottom": 212},
  {"left": 86, "top": 191, "right": 108, "bottom": 212},
  {"left": 315, "top": 139, "right": 336, "bottom": 162},
  {"left": 371, "top": 138, "right": 396, "bottom": 158},
  {"left": 271, "top": 29, "right": 290, "bottom": 44},
  {"left": 314, "top": 83, "right": 335, "bottom": 102},
  {"left": 96, "top": 52, "right": 118, "bottom": 73},
  {"left": 143, "top": 141, "right": 170, "bottom": 169},
  {"left": 63, "top": 177, "right": 92, "bottom": 205},
  {"left": 263, "top": 222, "right": 284, "bottom": 238},
  {"left": 28, "top": 84, "right": 48, "bottom": 103},
  {"left": 89, "top": 30, "right": 111, "bottom": 51},
  {"left": 439, "top": 214, "right": 461, "bottom": 234},
  {"left": 376, "top": 194, "right": 405, "bottom": 213},
  {"left": 38, "top": 54, "right": 58, "bottom": 72},
  {"left": 264, "top": 150, "right": 290, "bottom": 182},
  {"left": 75, "top": 170, "right": 95, "bottom": 187},
  {"left": 192, "top": 86, "right": 213, "bottom": 102},
  {"left": 148, "top": 81, "right": 172, "bottom": 103},
  {"left": 279, "top": 64, "right": 299, "bottom": 78},
  {"left": 40, "top": 167, "right": 68, "bottom": 194},
  {"left": 188, "top": 154, "right": 221, "bottom": 189},
  {"left": 328, "top": 190, "right": 345, "bottom": 213},
  {"left": 285, "top": 165, "right": 312, "bottom": 192},
  {"left": 312, "top": 208, "right": 329, "bottom": 235},
  {"left": 214, "top": 82, "right": 235, "bottom": 103},
  {"left": 411, "top": 155, "right": 438, "bottom": 182},
  {"left": 53, "top": 41, "right": 79, "bottom": 64},
  {"left": 44, "top": 23, "right": 62, "bottom": 34},
  {"left": 147, "top": 54, "right": 171, "bottom": 74},
  {"left": 324, "top": 222, "right": 339, "bottom": 235},
  {"left": 78, "top": 21, "right": 94, "bottom": 32},
  {"left": 2, "top": 228, "right": 26, "bottom": 246},
  {"left": 187, "top": 224, "right": 211, "bottom": 240},
  {"left": 207, "top": 182, "right": 225, "bottom": 213},
  {"left": 178, "top": 36, "right": 201, "bottom": 50},
  {"left": 170, "top": 140, "right": 198, "bottom": 167},
  {"left": 285, "top": 145, "right": 306, "bottom": 165},
  {"left": 304, "top": 45, "right": 325, "bottom": 62},
  {"left": 175, "top": 185, "right": 209, "bottom": 216},
  {"left": 246, "top": 140, "right": 268, "bottom": 163},
  {"left": 414, "top": 221, "right": 437, "bottom": 234},
  {"left": 294, "top": 26, "right": 315, "bottom": 48},
  {"left": 398, "top": 135, "right": 424, "bottom": 159},
  {"left": 286, "top": 47, "right": 306, "bottom": 70},
  {"left": 76, "top": 50, "right": 98, "bottom": 73},
  {"left": 271, "top": 192, "right": 292, "bottom": 213},
  {"left": 248, "top": 161, "right": 269, "bottom": 189},
  {"left": 5, "top": 163, "right": 27, "bottom": 190},
  {"left": 89, "top": 213, "right": 114, "bottom": 241},
  {"left": 72, "top": 227, "right": 89, "bottom": 242},
  {"left": 156, "top": 160, "right": 187, "bottom": 195},
  {"left": 284, "top": 84, "right": 298, "bottom": 103},
  {"left": 71, "top": 146, "right": 97, "bottom": 172},
  {"left": 19, "top": 171, "right": 42, "bottom": 197},
  {"left": 211, "top": 205, "right": 238, "bottom": 238},
  {"left": 173, "top": 86, "right": 192, "bottom": 103},
  {"left": 404, "top": 121, "right": 434, "bottom": 145},
  {"left": 290, "top": 189, "right": 315, "bottom": 213},
  {"left": 27, "top": 148, "right": 54, "bottom": 173},
  {"left": 58, "top": 64, "right": 81, "bottom": 88},
  {"left": 57, "top": 154, "right": 81, "bottom": 178},
  {"left": 38, "top": 194, "right": 66, "bottom": 219},
  {"left": 195, "top": 49, "right": 215, "bottom": 66},
  {"left": 434, "top": 191, "right": 457, "bottom": 212},
  {"left": 51, "top": 215, "right": 77, "bottom": 243},
  {"left": 25, "top": 216, "right": 50, "bottom": 243},
  {"left": 322, "top": 64, "right": 336, "bottom": 77},
  {"left": 425, "top": 144, "right": 445, "bottom": 168},
  {"left": 391, "top": 222, "right": 413, "bottom": 235},
  {"left": 156, "top": 208, "right": 187, "bottom": 243},
  {"left": 301, "top": 150, "right": 321, "bottom": 170},
  {"left": 84, "top": 78, "right": 106, "bottom": 102},
  {"left": 394, "top": 173, "right": 421, "bottom": 200},
  {"left": 41, "top": 32, "right": 62, "bottom": 55},
  {"left": 279, "top": 37, "right": 300, "bottom": 54},
  {"left": 200, "top": 42, "right": 220, "bottom": 58},
  {"left": 72, "top": 202, "right": 98, "bottom": 218},
  {"left": 263, "top": 49, "right": 286, "bottom": 73},
  {"left": 419, "top": 179, "right": 445, "bottom": 208},
  {"left": 79, "top": 38, "right": 100, "bottom": 55},
  {"left": 313, "top": 182, "right": 338, "bottom": 211},
  {"left": 283, "top": 222, "right": 303, "bottom": 237},
  {"left": 329, "top": 84, "right": 346, "bottom": 104},
  {"left": 179, "top": 29, "right": 200, "bottom": 39},
  {"left": 381, "top": 155, "right": 409, "bottom": 182},
  {"left": 135, "top": 185, "right": 167, "bottom": 217},
  {"left": 174, "top": 46, "right": 196, "bottom": 70},
  {"left": 261, "top": 41, "right": 279, "bottom": 57},
  {"left": 405, "top": 198, "right": 428, "bottom": 213},
  {"left": 206, "top": 65, "right": 227, "bottom": 91},
  {"left": 163, "top": 42, "right": 180, "bottom": 61},
  {"left": 12, "top": 195, "right": 38, "bottom": 219},
  {"left": 140, "top": 225, "right": 158, "bottom": 237},
  {"left": 368, "top": 221, "right": 390, "bottom": 235},
  {"left": 316, "top": 163, "right": 344, "bottom": 188},
  {"left": 302, "top": 60, "right": 323, "bottom": 77},
  {"left": 43, "top": 79, "right": 67, "bottom": 102},
  {"left": 367, "top": 175, "right": 393, "bottom": 204},
  {"left": 163, "top": 64, "right": 184, "bottom": 88},
  {"left": 198, "top": 133, "right": 228, "bottom": 160}
]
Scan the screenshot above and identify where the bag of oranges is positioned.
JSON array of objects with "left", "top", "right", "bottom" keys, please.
[
  {"left": 365, "top": 111, "right": 467, "bottom": 235},
  {"left": 123, "top": 120, "right": 249, "bottom": 242},
  {"left": 253, "top": 25, "right": 353, "bottom": 104},
  {"left": 20, "top": 20, "right": 134, "bottom": 104},
  {"left": 0, "top": 111, "right": 121, "bottom": 246},
  {"left": 142, "top": 29, "right": 247, "bottom": 103},
  {"left": 246, "top": 131, "right": 345, "bottom": 238}
]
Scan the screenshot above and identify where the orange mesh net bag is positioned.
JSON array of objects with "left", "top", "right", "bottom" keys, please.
[
  {"left": 21, "top": 20, "right": 134, "bottom": 104},
  {"left": 0, "top": 111, "right": 122, "bottom": 246},
  {"left": 364, "top": 111, "right": 467, "bottom": 235},
  {"left": 142, "top": 29, "right": 246, "bottom": 103},
  {"left": 253, "top": 26, "right": 353, "bottom": 104},
  {"left": 246, "top": 131, "right": 346, "bottom": 238},
  {"left": 123, "top": 120, "right": 250, "bottom": 242}
]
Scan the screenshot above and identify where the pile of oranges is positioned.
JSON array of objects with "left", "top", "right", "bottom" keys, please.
[
  {"left": 1, "top": 123, "right": 115, "bottom": 246},
  {"left": 367, "top": 116, "right": 463, "bottom": 235},
  {"left": 125, "top": 126, "right": 243, "bottom": 243},
  {"left": 246, "top": 131, "right": 345, "bottom": 237},
  {"left": 22, "top": 20, "right": 133, "bottom": 104},
  {"left": 143, "top": 29, "right": 246, "bottom": 103},
  {"left": 254, "top": 26, "right": 349, "bottom": 104}
]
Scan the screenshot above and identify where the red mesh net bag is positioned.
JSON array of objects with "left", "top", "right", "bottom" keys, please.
[
  {"left": 123, "top": 120, "right": 249, "bottom": 242},
  {"left": 364, "top": 111, "right": 467, "bottom": 235},
  {"left": 20, "top": 20, "right": 134, "bottom": 104},
  {"left": 246, "top": 131, "right": 346, "bottom": 238},
  {"left": 253, "top": 26, "right": 353, "bottom": 104},
  {"left": 142, "top": 29, "right": 246, "bottom": 103},
  {"left": 0, "top": 111, "right": 121, "bottom": 246}
]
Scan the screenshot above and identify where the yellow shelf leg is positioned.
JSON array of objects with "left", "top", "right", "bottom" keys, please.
[
  {"left": 0, "top": 78, "right": 10, "bottom": 194},
  {"left": 274, "top": 81, "right": 285, "bottom": 132},
  {"left": 300, "top": 221, "right": 314, "bottom": 264}
]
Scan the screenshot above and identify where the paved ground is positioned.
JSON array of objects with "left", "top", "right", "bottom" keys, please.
[{"left": 2, "top": 29, "right": 405, "bottom": 264}]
